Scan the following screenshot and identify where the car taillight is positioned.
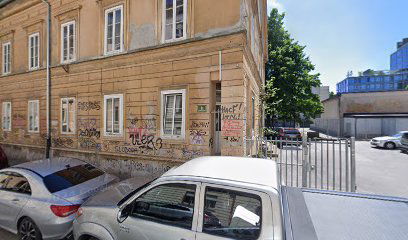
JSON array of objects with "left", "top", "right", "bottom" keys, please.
[{"left": 50, "top": 205, "right": 81, "bottom": 217}]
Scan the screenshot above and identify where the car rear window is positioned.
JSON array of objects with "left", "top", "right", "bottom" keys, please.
[
  {"left": 284, "top": 130, "right": 300, "bottom": 134},
  {"left": 43, "top": 164, "right": 104, "bottom": 193}
]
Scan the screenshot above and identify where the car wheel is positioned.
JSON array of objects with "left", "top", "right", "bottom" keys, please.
[
  {"left": 385, "top": 142, "right": 396, "bottom": 150},
  {"left": 18, "top": 218, "right": 42, "bottom": 240}
]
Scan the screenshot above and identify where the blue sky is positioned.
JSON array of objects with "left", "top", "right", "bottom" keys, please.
[{"left": 267, "top": 0, "right": 408, "bottom": 92}]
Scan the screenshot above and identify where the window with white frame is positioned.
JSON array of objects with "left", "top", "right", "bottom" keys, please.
[
  {"left": 2, "top": 42, "right": 11, "bottom": 75},
  {"left": 161, "top": 89, "right": 186, "bottom": 139},
  {"left": 163, "top": 0, "right": 187, "bottom": 42},
  {"left": 104, "top": 5, "right": 123, "bottom": 55},
  {"left": 28, "top": 100, "right": 39, "bottom": 132},
  {"left": 28, "top": 33, "right": 40, "bottom": 70},
  {"left": 61, "top": 98, "right": 76, "bottom": 134},
  {"left": 61, "top": 21, "right": 76, "bottom": 63},
  {"left": 104, "top": 94, "right": 123, "bottom": 136},
  {"left": 2, "top": 102, "right": 11, "bottom": 131}
]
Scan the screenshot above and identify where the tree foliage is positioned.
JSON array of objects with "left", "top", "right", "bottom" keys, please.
[{"left": 264, "top": 9, "right": 323, "bottom": 125}]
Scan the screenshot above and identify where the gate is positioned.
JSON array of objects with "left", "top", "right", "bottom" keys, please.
[{"left": 246, "top": 136, "right": 356, "bottom": 192}]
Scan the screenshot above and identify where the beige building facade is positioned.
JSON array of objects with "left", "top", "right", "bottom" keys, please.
[{"left": 0, "top": 0, "right": 267, "bottom": 177}]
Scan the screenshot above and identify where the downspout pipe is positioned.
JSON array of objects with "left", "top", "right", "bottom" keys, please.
[{"left": 42, "top": 0, "right": 52, "bottom": 159}]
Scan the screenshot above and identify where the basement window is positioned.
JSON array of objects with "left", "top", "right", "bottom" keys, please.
[
  {"left": 161, "top": 89, "right": 186, "bottom": 139},
  {"left": 28, "top": 100, "right": 39, "bottom": 133},
  {"left": 28, "top": 33, "right": 40, "bottom": 70},
  {"left": 163, "top": 0, "right": 187, "bottom": 42},
  {"left": 61, "top": 98, "right": 76, "bottom": 134},
  {"left": 104, "top": 94, "right": 123, "bottom": 136},
  {"left": 2, "top": 102, "right": 11, "bottom": 131},
  {"left": 2, "top": 42, "right": 11, "bottom": 75},
  {"left": 61, "top": 21, "right": 76, "bottom": 63},
  {"left": 104, "top": 5, "right": 123, "bottom": 55}
]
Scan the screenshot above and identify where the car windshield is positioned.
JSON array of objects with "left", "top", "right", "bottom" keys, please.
[
  {"left": 117, "top": 178, "right": 157, "bottom": 206},
  {"left": 43, "top": 164, "right": 104, "bottom": 193}
]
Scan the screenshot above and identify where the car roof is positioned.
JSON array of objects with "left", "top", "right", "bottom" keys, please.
[
  {"left": 162, "top": 156, "right": 278, "bottom": 189},
  {"left": 9, "top": 158, "right": 86, "bottom": 177}
]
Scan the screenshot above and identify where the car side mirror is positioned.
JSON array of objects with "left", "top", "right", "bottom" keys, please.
[{"left": 117, "top": 203, "right": 133, "bottom": 223}]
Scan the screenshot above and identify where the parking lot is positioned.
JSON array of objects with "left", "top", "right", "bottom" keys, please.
[
  {"left": 355, "top": 141, "right": 408, "bottom": 198},
  {"left": 1, "top": 140, "right": 407, "bottom": 239}
]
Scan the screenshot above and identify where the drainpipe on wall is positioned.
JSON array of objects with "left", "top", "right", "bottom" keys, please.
[{"left": 43, "top": 0, "right": 52, "bottom": 159}]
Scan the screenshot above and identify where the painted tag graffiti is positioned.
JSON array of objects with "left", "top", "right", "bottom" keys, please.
[
  {"left": 78, "top": 101, "right": 101, "bottom": 111},
  {"left": 190, "top": 129, "right": 206, "bottom": 145}
]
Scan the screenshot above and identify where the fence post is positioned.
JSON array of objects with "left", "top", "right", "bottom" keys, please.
[
  {"left": 302, "top": 134, "right": 308, "bottom": 188},
  {"left": 350, "top": 137, "right": 357, "bottom": 192}
]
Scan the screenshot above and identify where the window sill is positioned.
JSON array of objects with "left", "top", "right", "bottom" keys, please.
[
  {"left": 163, "top": 37, "right": 186, "bottom": 44},
  {"left": 160, "top": 135, "right": 185, "bottom": 141},
  {"left": 27, "top": 131, "right": 40, "bottom": 134},
  {"left": 104, "top": 50, "right": 124, "bottom": 57},
  {"left": 61, "top": 59, "right": 76, "bottom": 65}
]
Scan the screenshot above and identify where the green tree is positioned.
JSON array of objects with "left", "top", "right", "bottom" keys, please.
[{"left": 264, "top": 9, "right": 323, "bottom": 126}]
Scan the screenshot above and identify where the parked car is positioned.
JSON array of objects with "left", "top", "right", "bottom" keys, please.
[
  {"left": 74, "top": 156, "right": 408, "bottom": 240},
  {"left": 275, "top": 128, "right": 302, "bottom": 148},
  {"left": 0, "top": 146, "right": 8, "bottom": 170},
  {"left": 0, "top": 158, "right": 118, "bottom": 240},
  {"left": 370, "top": 131, "right": 408, "bottom": 149},
  {"left": 400, "top": 132, "right": 408, "bottom": 153}
]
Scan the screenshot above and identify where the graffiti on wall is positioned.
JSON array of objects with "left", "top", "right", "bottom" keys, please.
[
  {"left": 129, "top": 117, "right": 156, "bottom": 130},
  {"left": 190, "top": 121, "right": 209, "bottom": 129},
  {"left": 53, "top": 137, "right": 74, "bottom": 148},
  {"left": 78, "top": 119, "right": 101, "bottom": 139},
  {"left": 79, "top": 137, "right": 102, "bottom": 151},
  {"left": 189, "top": 129, "right": 206, "bottom": 145},
  {"left": 78, "top": 101, "right": 101, "bottom": 111},
  {"left": 129, "top": 134, "right": 163, "bottom": 151},
  {"left": 133, "top": 162, "right": 172, "bottom": 175}
]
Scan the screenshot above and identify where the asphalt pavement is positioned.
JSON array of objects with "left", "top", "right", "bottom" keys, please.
[{"left": 355, "top": 141, "right": 408, "bottom": 198}]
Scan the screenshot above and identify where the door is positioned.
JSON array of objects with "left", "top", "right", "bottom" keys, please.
[
  {"left": 214, "top": 105, "right": 222, "bottom": 155},
  {"left": 0, "top": 172, "right": 31, "bottom": 231},
  {"left": 214, "top": 83, "right": 222, "bottom": 155},
  {"left": 118, "top": 182, "right": 200, "bottom": 240},
  {"left": 196, "top": 185, "right": 264, "bottom": 240}
]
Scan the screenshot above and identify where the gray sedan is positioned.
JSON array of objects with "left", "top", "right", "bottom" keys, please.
[{"left": 0, "top": 158, "right": 118, "bottom": 240}]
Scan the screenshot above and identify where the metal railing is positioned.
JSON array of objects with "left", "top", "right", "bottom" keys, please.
[{"left": 246, "top": 136, "right": 356, "bottom": 192}]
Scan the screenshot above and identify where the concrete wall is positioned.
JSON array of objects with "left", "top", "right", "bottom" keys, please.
[{"left": 340, "top": 91, "right": 408, "bottom": 114}]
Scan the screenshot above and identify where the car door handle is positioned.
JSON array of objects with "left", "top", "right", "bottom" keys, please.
[{"left": 12, "top": 199, "right": 19, "bottom": 202}]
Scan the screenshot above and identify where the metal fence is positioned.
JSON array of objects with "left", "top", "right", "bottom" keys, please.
[{"left": 246, "top": 136, "right": 356, "bottom": 192}]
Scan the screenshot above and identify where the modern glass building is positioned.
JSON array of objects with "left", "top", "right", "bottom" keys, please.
[
  {"left": 391, "top": 38, "right": 408, "bottom": 71},
  {"left": 337, "top": 39, "right": 408, "bottom": 94}
]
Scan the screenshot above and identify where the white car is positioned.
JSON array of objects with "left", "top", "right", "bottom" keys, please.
[{"left": 370, "top": 131, "right": 408, "bottom": 149}]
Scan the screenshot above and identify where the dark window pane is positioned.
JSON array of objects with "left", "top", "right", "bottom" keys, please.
[
  {"left": 203, "top": 187, "right": 262, "bottom": 240},
  {"left": 43, "top": 164, "right": 104, "bottom": 193},
  {"left": 166, "top": 0, "right": 173, "bottom": 9},
  {"left": 131, "top": 183, "right": 196, "bottom": 229},
  {"left": 176, "top": 22, "right": 183, "bottom": 38}
]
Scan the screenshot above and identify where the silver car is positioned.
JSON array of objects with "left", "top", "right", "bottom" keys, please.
[
  {"left": 0, "top": 158, "right": 118, "bottom": 240},
  {"left": 370, "top": 131, "right": 408, "bottom": 149},
  {"left": 74, "top": 156, "right": 276, "bottom": 240}
]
